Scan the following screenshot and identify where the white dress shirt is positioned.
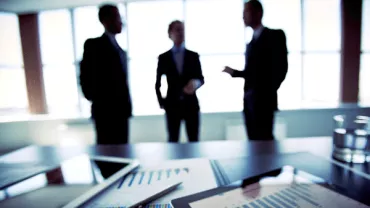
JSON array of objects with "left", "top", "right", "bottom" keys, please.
[
  {"left": 171, "top": 43, "right": 202, "bottom": 90},
  {"left": 105, "top": 31, "right": 120, "bottom": 49},
  {"left": 252, "top": 25, "right": 265, "bottom": 41},
  {"left": 172, "top": 43, "right": 185, "bottom": 75}
]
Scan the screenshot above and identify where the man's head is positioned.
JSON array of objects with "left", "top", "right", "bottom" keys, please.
[
  {"left": 168, "top": 20, "right": 184, "bottom": 46},
  {"left": 243, "top": 0, "right": 263, "bottom": 28},
  {"left": 99, "top": 4, "right": 122, "bottom": 34}
]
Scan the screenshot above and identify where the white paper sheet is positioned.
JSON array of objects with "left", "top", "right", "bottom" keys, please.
[
  {"left": 84, "top": 158, "right": 218, "bottom": 208},
  {"left": 144, "top": 158, "right": 218, "bottom": 205}
]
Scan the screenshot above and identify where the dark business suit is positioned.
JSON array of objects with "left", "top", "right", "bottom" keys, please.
[
  {"left": 232, "top": 27, "right": 288, "bottom": 140},
  {"left": 155, "top": 49, "right": 204, "bottom": 142},
  {"left": 80, "top": 33, "right": 132, "bottom": 144}
]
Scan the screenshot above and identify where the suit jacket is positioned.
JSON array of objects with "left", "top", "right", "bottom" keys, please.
[
  {"left": 80, "top": 34, "right": 132, "bottom": 118},
  {"left": 155, "top": 49, "right": 204, "bottom": 111},
  {"left": 232, "top": 27, "right": 288, "bottom": 111}
]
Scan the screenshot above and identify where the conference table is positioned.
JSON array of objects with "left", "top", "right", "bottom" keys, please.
[
  {"left": 1, "top": 136, "right": 370, "bottom": 207},
  {"left": 1, "top": 137, "right": 369, "bottom": 174}
]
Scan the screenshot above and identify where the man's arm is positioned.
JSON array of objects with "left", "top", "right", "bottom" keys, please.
[
  {"left": 193, "top": 52, "right": 205, "bottom": 88},
  {"left": 272, "top": 30, "right": 288, "bottom": 91},
  {"left": 155, "top": 55, "right": 165, "bottom": 108},
  {"left": 223, "top": 66, "right": 245, "bottom": 78},
  {"left": 231, "top": 69, "right": 245, "bottom": 78},
  {"left": 123, "top": 50, "right": 129, "bottom": 81},
  {"left": 184, "top": 53, "right": 205, "bottom": 94},
  {"left": 79, "top": 39, "right": 96, "bottom": 101}
]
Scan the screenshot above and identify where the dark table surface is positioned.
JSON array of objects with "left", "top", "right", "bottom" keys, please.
[
  {"left": 2, "top": 136, "right": 370, "bottom": 207},
  {"left": 0, "top": 137, "right": 369, "bottom": 175}
]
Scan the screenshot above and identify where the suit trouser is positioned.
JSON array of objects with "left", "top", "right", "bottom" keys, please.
[
  {"left": 165, "top": 103, "right": 199, "bottom": 143},
  {"left": 243, "top": 100, "right": 275, "bottom": 140},
  {"left": 93, "top": 113, "right": 129, "bottom": 145}
]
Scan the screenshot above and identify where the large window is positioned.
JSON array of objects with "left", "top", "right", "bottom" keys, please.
[
  {"left": 39, "top": 9, "right": 79, "bottom": 115},
  {"left": 73, "top": 6, "right": 104, "bottom": 61},
  {"left": 260, "top": 0, "right": 302, "bottom": 108},
  {"left": 34, "top": 0, "right": 343, "bottom": 116},
  {"left": 302, "top": 0, "right": 341, "bottom": 105},
  {"left": 302, "top": 54, "right": 340, "bottom": 103},
  {"left": 362, "top": 0, "right": 370, "bottom": 51},
  {"left": 127, "top": 0, "right": 183, "bottom": 115},
  {"left": 185, "top": 0, "right": 245, "bottom": 112},
  {"left": 261, "top": 0, "right": 341, "bottom": 108},
  {"left": 0, "top": 12, "right": 28, "bottom": 115},
  {"left": 279, "top": 54, "right": 302, "bottom": 109},
  {"left": 197, "top": 55, "right": 245, "bottom": 113},
  {"left": 360, "top": 0, "right": 370, "bottom": 105},
  {"left": 261, "top": 0, "right": 301, "bottom": 52},
  {"left": 185, "top": 0, "right": 245, "bottom": 54},
  {"left": 127, "top": 0, "right": 182, "bottom": 58},
  {"left": 38, "top": 6, "right": 128, "bottom": 116}
]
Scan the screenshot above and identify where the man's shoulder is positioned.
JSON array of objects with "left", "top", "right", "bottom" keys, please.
[
  {"left": 265, "top": 28, "right": 285, "bottom": 38},
  {"left": 86, "top": 36, "right": 102, "bottom": 43},
  {"left": 84, "top": 37, "right": 100, "bottom": 49},
  {"left": 185, "top": 49, "right": 199, "bottom": 57},
  {"left": 158, "top": 48, "right": 199, "bottom": 59},
  {"left": 84, "top": 35, "right": 106, "bottom": 47},
  {"left": 158, "top": 50, "right": 172, "bottom": 59}
]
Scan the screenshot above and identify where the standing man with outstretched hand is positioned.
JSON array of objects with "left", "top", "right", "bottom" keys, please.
[
  {"left": 223, "top": 0, "right": 288, "bottom": 140},
  {"left": 155, "top": 20, "right": 204, "bottom": 143}
]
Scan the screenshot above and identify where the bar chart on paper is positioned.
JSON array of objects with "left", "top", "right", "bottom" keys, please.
[
  {"left": 189, "top": 183, "right": 370, "bottom": 208},
  {"left": 84, "top": 159, "right": 218, "bottom": 208},
  {"left": 117, "top": 168, "right": 190, "bottom": 189},
  {"left": 84, "top": 168, "right": 188, "bottom": 208},
  {"left": 116, "top": 168, "right": 190, "bottom": 208}
]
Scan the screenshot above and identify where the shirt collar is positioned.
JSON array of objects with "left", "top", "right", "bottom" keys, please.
[
  {"left": 172, "top": 43, "right": 185, "bottom": 53},
  {"left": 105, "top": 30, "right": 116, "bottom": 43},
  {"left": 253, "top": 25, "right": 264, "bottom": 40}
]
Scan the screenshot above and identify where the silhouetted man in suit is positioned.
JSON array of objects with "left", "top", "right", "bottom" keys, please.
[
  {"left": 223, "top": 0, "right": 288, "bottom": 140},
  {"left": 155, "top": 20, "right": 204, "bottom": 143},
  {"left": 80, "top": 4, "right": 132, "bottom": 144}
]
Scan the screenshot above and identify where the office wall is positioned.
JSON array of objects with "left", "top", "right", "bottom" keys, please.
[{"left": 1, "top": 106, "right": 369, "bottom": 153}]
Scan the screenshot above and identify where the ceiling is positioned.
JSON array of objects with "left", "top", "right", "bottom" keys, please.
[{"left": 0, "top": 0, "right": 124, "bottom": 14}]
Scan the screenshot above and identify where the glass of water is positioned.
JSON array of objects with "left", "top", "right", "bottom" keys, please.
[{"left": 332, "top": 115, "right": 370, "bottom": 163}]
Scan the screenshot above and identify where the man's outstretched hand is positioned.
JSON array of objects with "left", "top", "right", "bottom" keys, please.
[{"left": 223, "top": 66, "right": 235, "bottom": 76}]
